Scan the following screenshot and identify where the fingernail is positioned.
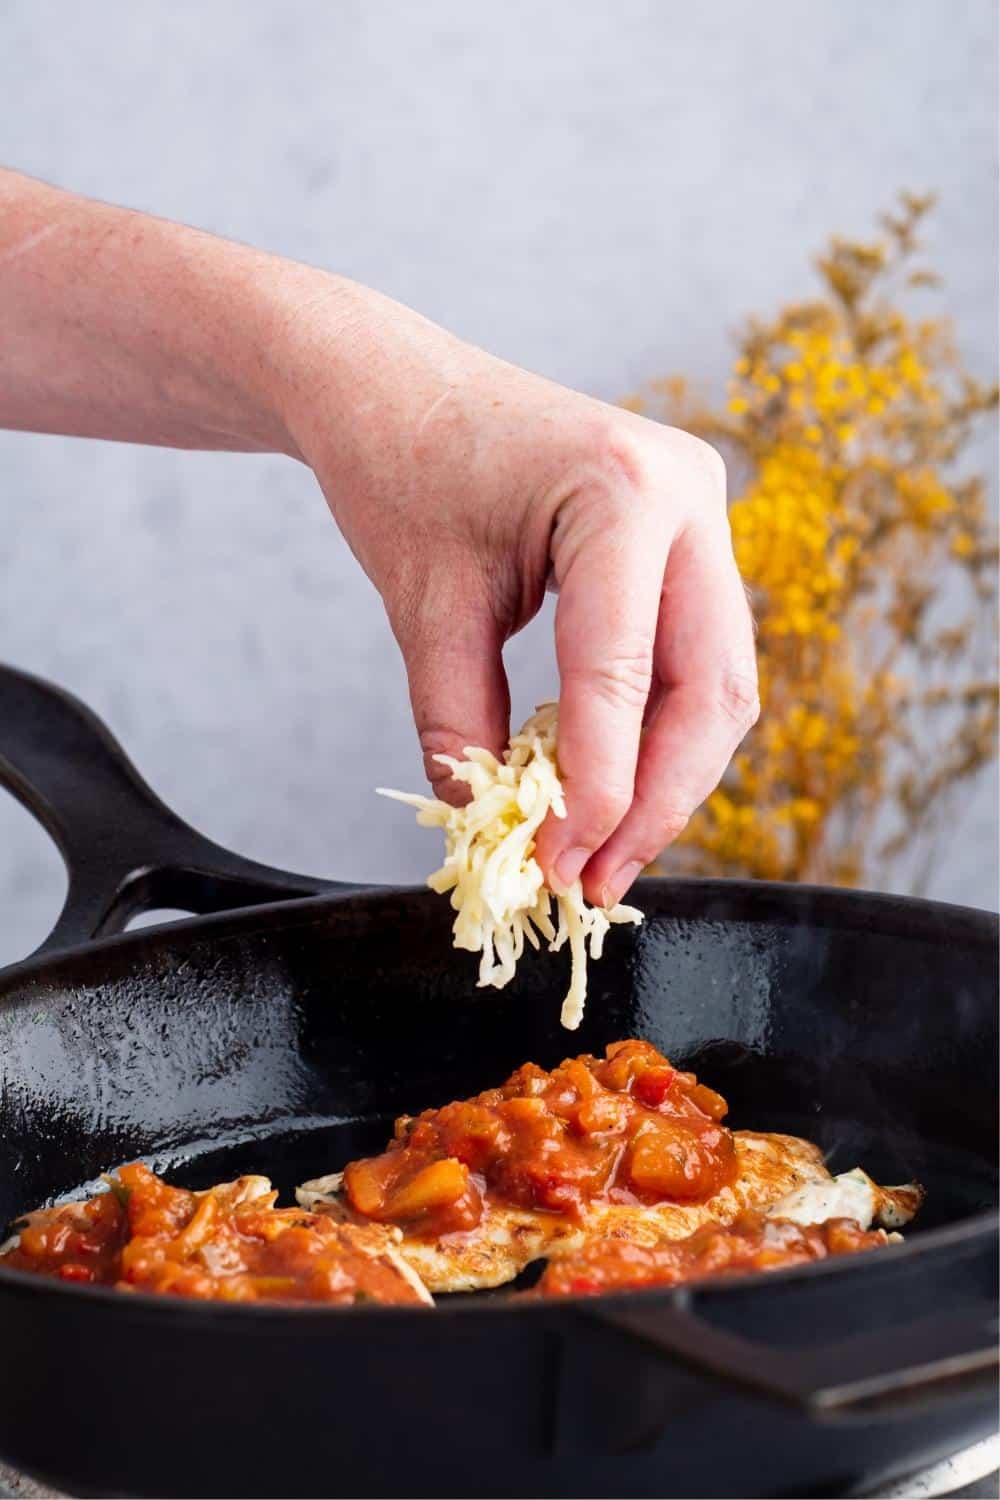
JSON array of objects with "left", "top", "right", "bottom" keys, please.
[
  {"left": 601, "top": 861, "right": 644, "bottom": 910},
  {"left": 550, "top": 846, "right": 591, "bottom": 895}
]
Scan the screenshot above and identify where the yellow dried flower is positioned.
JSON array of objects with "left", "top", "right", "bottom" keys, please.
[{"left": 629, "top": 192, "right": 998, "bottom": 892}]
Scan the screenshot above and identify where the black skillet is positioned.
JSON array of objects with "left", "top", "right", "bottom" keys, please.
[{"left": 0, "top": 663, "right": 996, "bottom": 1500}]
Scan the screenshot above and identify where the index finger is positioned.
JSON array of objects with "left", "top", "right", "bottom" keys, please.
[
  {"left": 582, "top": 519, "right": 758, "bottom": 907},
  {"left": 534, "top": 491, "right": 672, "bottom": 893}
]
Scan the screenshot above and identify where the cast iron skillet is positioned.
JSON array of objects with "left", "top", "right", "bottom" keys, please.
[{"left": 0, "top": 663, "right": 996, "bottom": 1500}]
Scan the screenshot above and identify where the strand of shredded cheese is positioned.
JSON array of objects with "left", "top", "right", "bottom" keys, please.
[{"left": 377, "top": 703, "right": 643, "bottom": 1029}]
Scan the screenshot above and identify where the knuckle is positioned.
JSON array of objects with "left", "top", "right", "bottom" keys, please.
[
  {"left": 657, "top": 806, "right": 692, "bottom": 846},
  {"left": 419, "top": 729, "right": 471, "bottom": 805},
  {"left": 585, "top": 784, "right": 633, "bottom": 838},
  {"left": 569, "top": 421, "right": 648, "bottom": 522},
  {"left": 716, "top": 667, "right": 761, "bottom": 734},
  {"left": 384, "top": 542, "right": 478, "bottom": 630},
  {"left": 665, "top": 430, "right": 727, "bottom": 510},
  {"left": 589, "top": 421, "right": 647, "bottom": 491},
  {"left": 385, "top": 563, "right": 444, "bottom": 646},
  {"left": 692, "top": 435, "right": 728, "bottom": 498},
  {"left": 565, "top": 648, "right": 653, "bottom": 715},
  {"left": 629, "top": 792, "right": 692, "bottom": 863},
  {"left": 418, "top": 724, "right": 460, "bottom": 763}
]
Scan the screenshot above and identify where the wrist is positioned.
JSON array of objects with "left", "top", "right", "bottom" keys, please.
[
  {"left": 257, "top": 265, "right": 471, "bottom": 501},
  {"left": 253, "top": 265, "right": 384, "bottom": 469}
]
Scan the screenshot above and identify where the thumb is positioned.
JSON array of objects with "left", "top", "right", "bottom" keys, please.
[{"left": 394, "top": 586, "right": 511, "bottom": 805}]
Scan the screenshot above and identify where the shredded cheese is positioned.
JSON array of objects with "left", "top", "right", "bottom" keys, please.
[{"left": 377, "top": 703, "right": 643, "bottom": 1029}]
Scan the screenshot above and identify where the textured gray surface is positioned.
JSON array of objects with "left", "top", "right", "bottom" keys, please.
[{"left": 1, "top": 0, "right": 997, "bottom": 966}]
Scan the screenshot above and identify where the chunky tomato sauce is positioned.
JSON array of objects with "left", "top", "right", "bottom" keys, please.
[
  {"left": 2, "top": 1163, "right": 425, "bottom": 1305},
  {"left": 342, "top": 1040, "right": 736, "bottom": 1237},
  {"left": 537, "top": 1215, "right": 892, "bottom": 1297}
]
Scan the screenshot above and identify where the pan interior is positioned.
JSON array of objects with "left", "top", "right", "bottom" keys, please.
[{"left": 1, "top": 884, "right": 996, "bottom": 1252}]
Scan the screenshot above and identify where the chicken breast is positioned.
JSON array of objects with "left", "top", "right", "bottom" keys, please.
[
  {"left": 3, "top": 1168, "right": 435, "bottom": 1307},
  {"left": 299, "top": 1129, "right": 841, "bottom": 1293},
  {"left": 533, "top": 1167, "right": 922, "bottom": 1298},
  {"left": 766, "top": 1165, "right": 922, "bottom": 1232},
  {"left": 297, "top": 1040, "right": 922, "bottom": 1297}
]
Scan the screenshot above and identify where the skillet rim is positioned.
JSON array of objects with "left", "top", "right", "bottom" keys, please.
[{"left": 0, "top": 874, "right": 996, "bottom": 990}]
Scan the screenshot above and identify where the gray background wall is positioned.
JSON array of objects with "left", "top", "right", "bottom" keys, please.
[{"left": 1, "top": 0, "right": 996, "bottom": 965}]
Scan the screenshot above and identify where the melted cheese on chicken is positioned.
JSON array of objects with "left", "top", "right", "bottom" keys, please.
[{"left": 766, "top": 1165, "right": 922, "bottom": 1232}]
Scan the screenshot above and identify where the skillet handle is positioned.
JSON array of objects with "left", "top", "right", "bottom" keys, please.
[
  {"left": 0, "top": 663, "right": 357, "bottom": 958},
  {"left": 590, "top": 1263, "right": 998, "bottom": 1423},
  {"left": 593, "top": 1296, "right": 998, "bottom": 1416}
]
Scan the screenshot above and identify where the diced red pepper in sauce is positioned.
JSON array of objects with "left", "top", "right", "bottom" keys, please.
[
  {"left": 536, "top": 1215, "right": 893, "bottom": 1298},
  {"left": 341, "top": 1040, "right": 738, "bottom": 1238},
  {"left": 633, "top": 1066, "right": 675, "bottom": 1108},
  {"left": 2, "top": 1163, "right": 425, "bottom": 1306},
  {"left": 57, "top": 1261, "right": 100, "bottom": 1284}
]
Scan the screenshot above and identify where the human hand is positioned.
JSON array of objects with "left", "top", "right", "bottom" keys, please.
[
  {"left": 282, "top": 281, "right": 758, "bottom": 910},
  {"left": 0, "top": 172, "right": 755, "bottom": 910}
]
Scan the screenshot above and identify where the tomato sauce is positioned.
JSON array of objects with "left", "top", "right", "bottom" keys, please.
[
  {"left": 342, "top": 1040, "right": 737, "bottom": 1237},
  {"left": 537, "top": 1215, "right": 892, "bottom": 1297},
  {"left": 2, "top": 1162, "right": 425, "bottom": 1305}
]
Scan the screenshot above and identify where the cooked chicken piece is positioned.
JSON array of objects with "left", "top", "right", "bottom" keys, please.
[
  {"left": 3, "top": 1165, "right": 435, "bottom": 1306},
  {"left": 581, "top": 1130, "right": 831, "bottom": 1248},
  {"left": 534, "top": 1167, "right": 922, "bottom": 1299},
  {"left": 0, "top": 1173, "right": 275, "bottom": 1258},
  {"left": 299, "top": 1130, "right": 836, "bottom": 1293},
  {"left": 767, "top": 1166, "right": 923, "bottom": 1231},
  {"left": 331, "top": 1222, "right": 435, "bottom": 1306},
  {"left": 537, "top": 1214, "right": 901, "bottom": 1298},
  {"left": 297, "top": 1040, "right": 923, "bottom": 1296}
]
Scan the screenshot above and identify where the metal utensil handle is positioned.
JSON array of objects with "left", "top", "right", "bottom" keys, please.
[
  {"left": 0, "top": 663, "right": 355, "bottom": 958},
  {"left": 593, "top": 1277, "right": 998, "bottom": 1418}
]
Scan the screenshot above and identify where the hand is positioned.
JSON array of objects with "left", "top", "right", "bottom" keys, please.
[
  {"left": 0, "top": 170, "right": 757, "bottom": 909},
  {"left": 281, "top": 282, "right": 759, "bottom": 909}
]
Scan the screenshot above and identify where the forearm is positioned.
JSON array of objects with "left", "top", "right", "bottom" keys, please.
[
  {"left": 0, "top": 171, "right": 756, "bottom": 909},
  {"left": 0, "top": 169, "right": 350, "bottom": 457}
]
